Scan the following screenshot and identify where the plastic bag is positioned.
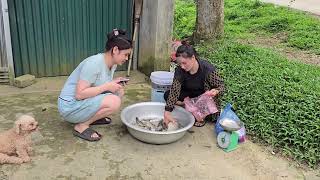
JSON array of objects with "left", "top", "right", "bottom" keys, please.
[
  {"left": 237, "top": 125, "right": 246, "bottom": 143},
  {"left": 184, "top": 94, "right": 218, "bottom": 121},
  {"left": 215, "top": 103, "right": 246, "bottom": 143}
]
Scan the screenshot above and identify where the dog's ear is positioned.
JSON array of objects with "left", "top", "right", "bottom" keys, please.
[{"left": 14, "top": 121, "right": 21, "bottom": 134}]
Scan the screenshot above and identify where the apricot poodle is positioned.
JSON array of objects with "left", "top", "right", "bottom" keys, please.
[{"left": 0, "top": 115, "right": 38, "bottom": 164}]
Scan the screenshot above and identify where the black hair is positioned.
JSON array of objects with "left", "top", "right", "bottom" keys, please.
[
  {"left": 175, "top": 41, "right": 198, "bottom": 59},
  {"left": 105, "top": 29, "right": 132, "bottom": 52}
]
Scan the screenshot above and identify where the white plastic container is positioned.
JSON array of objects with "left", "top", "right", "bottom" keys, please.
[{"left": 150, "top": 71, "right": 174, "bottom": 102}]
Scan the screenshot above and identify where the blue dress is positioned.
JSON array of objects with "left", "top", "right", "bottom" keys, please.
[{"left": 57, "top": 53, "right": 117, "bottom": 123}]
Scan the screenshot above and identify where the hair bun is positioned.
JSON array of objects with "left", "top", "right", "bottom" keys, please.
[
  {"left": 117, "top": 29, "right": 126, "bottom": 35},
  {"left": 181, "top": 40, "right": 190, "bottom": 46},
  {"left": 107, "top": 29, "right": 127, "bottom": 40}
]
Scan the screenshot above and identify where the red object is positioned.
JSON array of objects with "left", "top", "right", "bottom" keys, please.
[
  {"left": 170, "top": 40, "right": 182, "bottom": 62},
  {"left": 170, "top": 52, "right": 177, "bottom": 61}
]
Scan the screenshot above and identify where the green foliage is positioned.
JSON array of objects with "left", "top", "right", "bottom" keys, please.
[
  {"left": 225, "top": 0, "right": 320, "bottom": 54},
  {"left": 173, "top": 0, "right": 320, "bottom": 167},
  {"left": 173, "top": 0, "right": 320, "bottom": 54},
  {"left": 262, "top": 17, "right": 290, "bottom": 33},
  {"left": 173, "top": 0, "right": 196, "bottom": 39},
  {"left": 196, "top": 40, "right": 320, "bottom": 168}
]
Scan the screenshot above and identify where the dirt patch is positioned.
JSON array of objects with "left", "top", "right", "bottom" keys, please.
[{"left": 238, "top": 33, "right": 320, "bottom": 66}]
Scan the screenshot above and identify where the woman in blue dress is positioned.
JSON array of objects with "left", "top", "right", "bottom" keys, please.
[{"left": 58, "top": 29, "right": 132, "bottom": 141}]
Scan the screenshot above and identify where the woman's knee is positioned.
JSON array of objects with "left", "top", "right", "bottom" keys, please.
[{"left": 101, "top": 95, "right": 121, "bottom": 112}]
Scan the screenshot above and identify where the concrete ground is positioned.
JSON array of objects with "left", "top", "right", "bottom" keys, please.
[
  {"left": 0, "top": 71, "right": 319, "bottom": 180},
  {"left": 261, "top": 0, "right": 320, "bottom": 16}
]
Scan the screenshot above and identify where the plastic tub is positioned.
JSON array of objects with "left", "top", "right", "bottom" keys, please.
[{"left": 150, "top": 71, "right": 174, "bottom": 102}]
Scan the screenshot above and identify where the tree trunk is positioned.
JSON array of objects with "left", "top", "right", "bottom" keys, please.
[{"left": 193, "top": 0, "right": 224, "bottom": 42}]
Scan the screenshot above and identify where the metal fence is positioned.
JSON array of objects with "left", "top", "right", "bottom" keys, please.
[{"left": 8, "top": 0, "right": 133, "bottom": 77}]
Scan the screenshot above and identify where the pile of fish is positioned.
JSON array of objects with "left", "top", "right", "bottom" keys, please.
[{"left": 134, "top": 117, "right": 181, "bottom": 132}]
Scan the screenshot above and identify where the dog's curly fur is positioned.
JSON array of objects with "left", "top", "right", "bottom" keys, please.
[{"left": 0, "top": 115, "right": 38, "bottom": 164}]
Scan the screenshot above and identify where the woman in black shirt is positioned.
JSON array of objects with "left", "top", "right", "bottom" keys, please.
[{"left": 164, "top": 42, "right": 225, "bottom": 127}]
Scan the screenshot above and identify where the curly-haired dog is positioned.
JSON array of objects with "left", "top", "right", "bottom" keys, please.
[{"left": 0, "top": 115, "right": 38, "bottom": 164}]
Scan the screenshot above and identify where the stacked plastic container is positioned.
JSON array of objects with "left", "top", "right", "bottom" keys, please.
[{"left": 150, "top": 71, "right": 174, "bottom": 103}]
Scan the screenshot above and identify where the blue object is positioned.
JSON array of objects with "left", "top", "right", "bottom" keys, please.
[
  {"left": 151, "top": 89, "right": 166, "bottom": 103},
  {"left": 215, "top": 103, "right": 240, "bottom": 135}
]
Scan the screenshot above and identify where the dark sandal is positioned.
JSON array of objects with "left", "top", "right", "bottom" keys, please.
[
  {"left": 90, "top": 117, "right": 112, "bottom": 125},
  {"left": 72, "top": 128, "right": 102, "bottom": 141},
  {"left": 194, "top": 120, "right": 206, "bottom": 127}
]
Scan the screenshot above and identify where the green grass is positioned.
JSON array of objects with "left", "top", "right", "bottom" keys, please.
[
  {"left": 225, "top": 0, "right": 320, "bottom": 54},
  {"left": 173, "top": 0, "right": 196, "bottom": 39},
  {"left": 196, "top": 40, "right": 320, "bottom": 168},
  {"left": 174, "top": 0, "right": 320, "bottom": 54},
  {"left": 174, "top": 0, "right": 320, "bottom": 168}
]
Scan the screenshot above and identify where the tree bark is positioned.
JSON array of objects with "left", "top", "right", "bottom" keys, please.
[{"left": 193, "top": 0, "right": 224, "bottom": 42}]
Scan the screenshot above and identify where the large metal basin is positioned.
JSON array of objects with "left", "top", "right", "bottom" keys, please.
[{"left": 121, "top": 102, "right": 195, "bottom": 144}]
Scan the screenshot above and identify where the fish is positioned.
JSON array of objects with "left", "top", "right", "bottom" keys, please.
[
  {"left": 135, "top": 117, "right": 182, "bottom": 132},
  {"left": 135, "top": 117, "right": 165, "bottom": 131}
]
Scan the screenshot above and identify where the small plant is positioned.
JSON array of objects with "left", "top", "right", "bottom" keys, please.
[{"left": 262, "top": 17, "right": 290, "bottom": 33}]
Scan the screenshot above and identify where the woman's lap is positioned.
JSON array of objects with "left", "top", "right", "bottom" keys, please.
[
  {"left": 163, "top": 90, "right": 221, "bottom": 121},
  {"left": 58, "top": 93, "right": 111, "bottom": 124}
]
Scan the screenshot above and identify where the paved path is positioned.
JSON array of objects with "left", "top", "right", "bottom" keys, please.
[{"left": 261, "top": 0, "right": 320, "bottom": 16}]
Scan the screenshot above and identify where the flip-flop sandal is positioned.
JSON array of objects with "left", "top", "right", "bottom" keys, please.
[
  {"left": 90, "top": 117, "right": 112, "bottom": 125},
  {"left": 72, "top": 128, "right": 102, "bottom": 142},
  {"left": 194, "top": 120, "right": 206, "bottom": 127}
]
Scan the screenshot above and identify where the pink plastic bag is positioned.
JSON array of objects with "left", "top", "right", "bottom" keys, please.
[
  {"left": 236, "top": 125, "right": 246, "bottom": 143},
  {"left": 184, "top": 94, "right": 219, "bottom": 121}
]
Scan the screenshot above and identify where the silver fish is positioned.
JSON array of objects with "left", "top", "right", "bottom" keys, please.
[
  {"left": 135, "top": 117, "right": 165, "bottom": 131},
  {"left": 135, "top": 117, "right": 182, "bottom": 132}
]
